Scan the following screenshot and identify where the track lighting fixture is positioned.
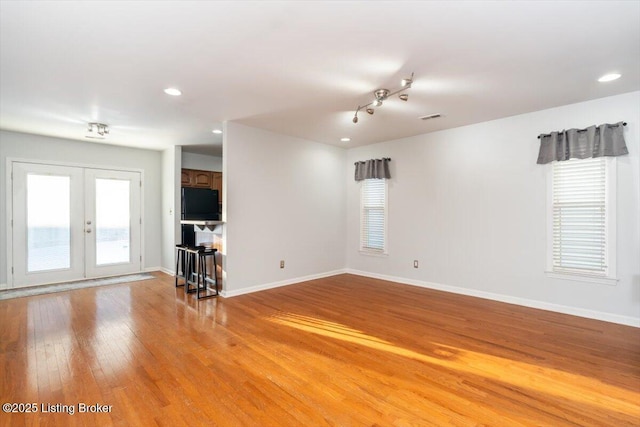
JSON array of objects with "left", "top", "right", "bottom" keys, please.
[
  {"left": 352, "top": 72, "right": 414, "bottom": 123},
  {"left": 86, "top": 122, "right": 110, "bottom": 139}
]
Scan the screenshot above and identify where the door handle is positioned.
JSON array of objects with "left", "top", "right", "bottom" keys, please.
[{"left": 86, "top": 229, "right": 92, "bottom": 233}]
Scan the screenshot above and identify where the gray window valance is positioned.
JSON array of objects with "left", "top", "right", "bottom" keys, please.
[
  {"left": 536, "top": 121, "right": 628, "bottom": 164},
  {"left": 354, "top": 158, "right": 391, "bottom": 181}
]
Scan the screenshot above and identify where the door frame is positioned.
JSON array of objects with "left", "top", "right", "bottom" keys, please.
[{"left": 5, "top": 157, "right": 146, "bottom": 289}]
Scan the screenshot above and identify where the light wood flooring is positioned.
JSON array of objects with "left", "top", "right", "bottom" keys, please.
[{"left": 1, "top": 273, "right": 639, "bottom": 426}]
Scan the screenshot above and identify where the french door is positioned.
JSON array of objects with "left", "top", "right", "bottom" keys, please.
[{"left": 11, "top": 162, "right": 142, "bottom": 288}]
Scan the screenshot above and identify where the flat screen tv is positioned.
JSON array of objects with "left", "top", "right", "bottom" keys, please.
[{"left": 181, "top": 188, "right": 219, "bottom": 220}]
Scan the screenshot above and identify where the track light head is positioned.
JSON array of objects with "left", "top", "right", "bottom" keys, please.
[
  {"left": 86, "top": 122, "right": 110, "bottom": 139},
  {"left": 352, "top": 114, "right": 358, "bottom": 123},
  {"left": 399, "top": 93, "right": 409, "bottom": 101},
  {"left": 366, "top": 108, "right": 375, "bottom": 115},
  {"left": 401, "top": 73, "right": 414, "bottom": 87},
  {"left": 372, "top": 99, "right": 382, "bottom": 107}
]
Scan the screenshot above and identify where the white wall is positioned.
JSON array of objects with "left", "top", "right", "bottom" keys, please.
[
  {"left": 223, "top": 122, "right": 346, "bottom": 295},
  {"left": 181, "top": 152, "right": 222, "bottom": 172},
  {"left": 346, "top": 92, "right": 640, "bottom": 326},
  {"left": 161, "top": 146, "right": 182, "bottom": 273},
  {"left": 0, "top": 130, "right": 163, "bottom": 285}
]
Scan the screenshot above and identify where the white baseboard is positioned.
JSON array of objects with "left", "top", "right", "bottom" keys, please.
[
  {"left": 158, "top": 267, "right": 174, "bottom": 276},
  {"left": 0, "top": 283, "right": 7, "bottom": 291},
  {"left": 346, "top": 269, "right": 640, "bottom": 328},
  {"left": 144, "top": 266, "right": 163, "bottom": 273},
  {"left": 221, "top": 269, "right": 347, "bottom": 298}
]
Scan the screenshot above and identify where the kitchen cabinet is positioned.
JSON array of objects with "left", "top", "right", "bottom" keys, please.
[
  {"left": 181, "top": 169, "right": 191, "bottom": 186},
  {"left": 211, "top": 172, "right": 223, "bottom": 203},
  {"left": 182, "top": 168, "right": 217, "bottom": 188}
]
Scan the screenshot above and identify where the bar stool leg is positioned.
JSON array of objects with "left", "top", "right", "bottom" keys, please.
[
  {"left": 198, "top": 253, "right": 206, "bottom": 299},
  {"left": 175, "top": 248, "right": 180, "bottom": 287},
  {"left": 185, "top": 251, "right": 193, "bottom": 294},
  {"left": 213, "top": 251, "right": 219, "bottom": 294},
  {"left": 175, "top": 246, "right": 185, "bottom": 288}
]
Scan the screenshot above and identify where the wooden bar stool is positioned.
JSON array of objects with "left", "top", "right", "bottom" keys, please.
[
  {"left": 184, "top": 246, "right": 203, "bottom": 295},
  {"left": 195, "top": 248, "right": 219, "bottom": 299}
]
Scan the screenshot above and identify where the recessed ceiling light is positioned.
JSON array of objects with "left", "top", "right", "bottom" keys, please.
[
  {"left": 341, "top": 137, "right": 351, "bottom": 142},
  {"left": 598, "top": 73, "right": 621, "bottom": 82},
  {"left": 164, "top": 87, "right": 182, "bottom": 96},
  {"left": 212, "top": 129, "right": 222, "bottom": 134}
]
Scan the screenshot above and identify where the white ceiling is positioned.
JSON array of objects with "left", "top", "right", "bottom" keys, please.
[{"left": 1, "top": 1, "right": 639, "bottom": 158}]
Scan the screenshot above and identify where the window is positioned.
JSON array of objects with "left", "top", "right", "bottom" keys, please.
[
  {"left": 360, "top": 179, "right": 387, "bottom": 254},
  {"left": 548, "top": 157, "right": 616, "bottom": 283}
]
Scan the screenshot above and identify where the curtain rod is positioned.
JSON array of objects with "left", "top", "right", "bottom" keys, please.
[
  {"left": 537, "top": 122, "right": 626, "bottom": 139},
  {"left": 354, "top": 158, "right": 391, "bottom": 164}
]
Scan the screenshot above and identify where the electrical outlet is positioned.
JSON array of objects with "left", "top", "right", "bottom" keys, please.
[
  {"left": 280, "top": 260, "right": 285, "bottom": 269},
  {"left": 413, "top": 260, "right": 419, "bottom": 268}
]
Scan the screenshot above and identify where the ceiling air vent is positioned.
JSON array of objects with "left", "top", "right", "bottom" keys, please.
[{"left": 419, "top": 113, "right": 442, "bottom": 121}]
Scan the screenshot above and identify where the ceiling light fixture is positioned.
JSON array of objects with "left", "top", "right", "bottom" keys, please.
[
  {"left": 85, "top": 122, "right": 109, "bottom": 139},
  {"left": 598, "top": 73, "right": 621, "bottom": 82},
  {"left": 353, "top": 72, "right": 413, "bottom": 124},
  {"left": 164, "top": 87, "right": 182, "bottom": 96},
  {"left": 212, "top": 129, "right": 222, "bottom": 134},
  {"left": 341, "top": 137, "right": 351, "bottom": 142}
]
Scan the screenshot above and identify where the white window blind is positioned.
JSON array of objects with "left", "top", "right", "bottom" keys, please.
[
  {"left": 360, "top": 179, "right": 387, "bottom": 253},
  {"left": 552, "top": 157, "right": 608, "bottom": 276}
]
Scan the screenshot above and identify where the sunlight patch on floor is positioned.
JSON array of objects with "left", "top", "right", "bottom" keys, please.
[{"left": 269, "top": 312, "right": 640, "bottom": 415}]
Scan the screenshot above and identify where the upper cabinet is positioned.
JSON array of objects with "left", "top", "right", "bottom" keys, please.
[
  {"left": 182, "top": 168, "right": 216, "bottom": 188},
  {"left": 180, "top": 169, "right": 191, "bottom": 186},
  {"left": 211, "top": 172, "right": 222, "bottom": 199},
  {"left": 192, "top": 170, "right": 213, "bottom": 188}
]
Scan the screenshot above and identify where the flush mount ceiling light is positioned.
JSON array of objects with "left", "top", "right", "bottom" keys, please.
[
  {"left": 598, "top": 73, "right": 621, "bottom": 82},
  {"left": 164, "top": 87, "right": 182, "bottom": 96},
  {"left": 212, "top": 129, "right": 222, "bottom": 134},
  {"left": 340, "top": 137, "right": 351, "bottom": 142},
  {"left": 85, "top": 122, "right": 109, "bottom": 139},
  {"left": 353, "top": 72, "right": 413, "bottom": 124}
]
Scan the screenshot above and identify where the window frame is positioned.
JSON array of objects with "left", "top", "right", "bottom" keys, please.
[
  {"left": 359, "top": 178, "right": 388, "bottom": 256},
  {"left": 545, "top": 156, "right": 617, "bottom": 285}
]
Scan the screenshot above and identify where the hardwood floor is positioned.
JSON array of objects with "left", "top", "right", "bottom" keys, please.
[{"left": 1, "top": 273, "right": 639, "bottom": 426}]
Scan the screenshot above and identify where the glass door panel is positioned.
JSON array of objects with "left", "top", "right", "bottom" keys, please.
[
  {"left": 95, "top": 178, "right": 131, "bottom": 265},
  {"left": 85, "top": 169, "right": 141, "bottom": 278},
  {"left": 27, "top": 174, "right": 71, "bottom": 271},
  {"left": 12, "top": 163, "right": 84, "bottom": 287}
]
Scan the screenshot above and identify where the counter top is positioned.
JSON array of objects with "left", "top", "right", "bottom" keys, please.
[{"left": 180, "top": 220, "right": 225, "bottom": 226}]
